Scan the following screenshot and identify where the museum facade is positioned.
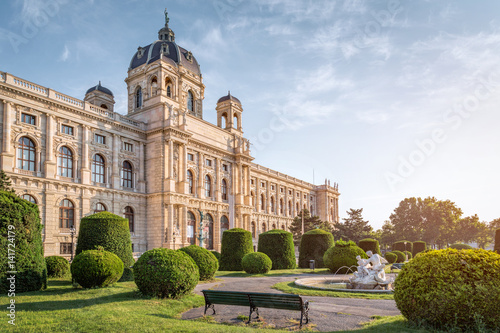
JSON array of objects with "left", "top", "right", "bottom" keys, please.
[{"left": 0, "top": 14, "right": 339, "bottom": 258}]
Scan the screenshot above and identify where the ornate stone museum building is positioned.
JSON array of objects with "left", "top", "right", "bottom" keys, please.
[{"left": 0, "top": 14, "right": 340, "bottom": 258}]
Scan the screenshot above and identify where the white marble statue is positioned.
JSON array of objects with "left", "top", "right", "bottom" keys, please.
[{"left": 349, "top": 250, "right": 392, "bottom": 287}]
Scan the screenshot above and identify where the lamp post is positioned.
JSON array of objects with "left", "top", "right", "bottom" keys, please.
[
  {"left": 70, "top": 225, "right": 76, "bottom": 262},
  {"left": 404, "top": 241, "right": 408, "bottom": 262}
]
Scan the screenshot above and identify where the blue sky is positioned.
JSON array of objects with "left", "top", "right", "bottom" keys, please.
[{"left": 1, "top": 0, "right": 500, "bottom": 229}]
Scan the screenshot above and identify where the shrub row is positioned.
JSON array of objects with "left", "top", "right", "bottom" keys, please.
[{"left": 298, "top": 229, "right": 333, "bottom": 268}]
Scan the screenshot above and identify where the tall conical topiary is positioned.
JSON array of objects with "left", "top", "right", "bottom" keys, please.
[
  {"left": 219, "top": 228, "right": 253, "bottom": 271},
  {"left": 258, "top": 229, "right": 296, "bottom": 270},
  {"left": 75, "top": 212, "right": 134, "bottom": 268},
  {"left": 298, "top": 229, "right": 334, "bottom": 268},
  {"left": 0, "top": 190, "right": 47, "bottom": 293}
]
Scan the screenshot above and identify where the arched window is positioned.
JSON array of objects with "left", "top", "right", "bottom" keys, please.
[
  {"left": 261, "top": 194, "right": 266, "bottom": 211},
  {"left": 281, "top": 224, "right": 285, "bottom": 230},
  {"left": 187, "top": 211, "right": 196, "bottom": 245},
  {"left": 270, "top": 197, "right": 275, "bottom": 213},
  {"left": 94, "top": 203, "right": 106, "bottom": 213},
  {"left": 92, "top": 154, "right": 105, "bottom": 183},
  {"left": 204, "top": 175, "right": 211, "bottom": 197},
  {"left": 296, "top": 202, "right": 300, "bottom": 215},
  {"left": 17, "top": 137, "right": 36, "bottom": 171},
  {"left": 221, "top": 113, "right": 227, "bottom": 128},
  {"left": 151, "top": 76, "right": 158, "bottom": 88},
  {"left": 124, "top": 206, "right": 134, "bottom": 232},
  {"left": 310, "top": 205, "right": 314, "bottom": 216},
  {"left": 135, "top": 87, "right": 142, "bottom": 108},
  {"left": 100, "top": 104, "right": 108, "bottom": 109},
  {"left": 59, "top": 199, "right": 74, "bottom": 228},
  {"left": 221, "top": 179, "right": 228, "bottom": 201},
  {"left": 187, "top": 170, "right": 194, "bottom": 194},
  {"left": 165, "top": 78, "right": 172, "bottom": 98},
  {"left": 220, "top": 215, "right": 229, "bottom": 239},
  {"left": 288, "top": 200, "right": 292, "bottom": 216},
  {"left": 251, "top": 221, "right": 256, "bottom": 239},
  {"left": 272, "top": 223, "right": 276, "bottom": 230},
  {"left": 122, "top": 161, "right": 133, "bottom": 188},
  {"left": 206, "top": 214, "right": 214, "bottom": 250},
  {"left": 187, "top": 90, "right": 194, "bottom": 113},
  {"left": 58, "top": 146, "right": 73, "bottom": 178},
  {"left": 279, "top": 198, "right": 284, "bottom": 215},
  {"left": 262, "top": 223, "right": 267, "bottom": 233},
  {"left": 251, "top": 191, "right": 256, "bottom": 211},
  {"left": 21, "top": 194, "right": 36, "bottom": 204},
  {"left": 233, "top": 115, "right": 238, "bottom": 129}
]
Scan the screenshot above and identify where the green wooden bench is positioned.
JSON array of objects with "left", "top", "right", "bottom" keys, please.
[{"left": 201, "top": 290, "right": 310, "bottom": 328}]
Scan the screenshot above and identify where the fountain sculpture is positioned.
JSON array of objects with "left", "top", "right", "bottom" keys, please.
[{"left": 347, "top": 251, "right": 393, "bottom": 290}]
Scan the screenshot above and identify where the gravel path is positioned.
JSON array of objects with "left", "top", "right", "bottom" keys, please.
[{"left": 182, "top": 275, "right": 401, "bottom": 331}]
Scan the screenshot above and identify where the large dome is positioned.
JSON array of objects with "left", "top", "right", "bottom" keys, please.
[
  {"left": 128, "top": 10, "right": 201, "bottom": 76},
  {"left": 85, "top": 81, "right": 113, "bottom": 96}
]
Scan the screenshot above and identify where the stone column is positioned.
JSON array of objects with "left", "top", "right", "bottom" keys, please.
[
  {"left": 2, "top": 101, "right": 12, "bottom": 154},
  {"left": 214, "top": 158, "right": 220, "bottom": 200},
  {"left": 81, "top": 126, "right": 90, "bottom": 184},
  {"left": 44, "top": 115, "right": 56, "bottom": 178},
  {"left": 112, "top": 134, "right": 120, "bottom": 188},
  {"left": 198, "top": 152, "right": 204, "bottom": 198},
  {"left": 178, "top": 144, "right": 186, "bottom": 194}
]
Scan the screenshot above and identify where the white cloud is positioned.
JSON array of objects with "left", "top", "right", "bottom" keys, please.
[
  {"left": 355, "top": 111, "right": 390, "bottom": 124},
  {"left": 59, "top": 44, "right": 69, "bottom": 61}
]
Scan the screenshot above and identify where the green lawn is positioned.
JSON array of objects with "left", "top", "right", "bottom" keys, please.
[{"left": 0, "top": 278, "right": 423, "bottom": 332}]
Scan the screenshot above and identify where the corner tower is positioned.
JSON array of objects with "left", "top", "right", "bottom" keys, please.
[
  {"left": 216, "top": 92, "right": 243, "bottom": 135},
  {"left": 125, "top": 9, "right": 204, "bottom": 126}
]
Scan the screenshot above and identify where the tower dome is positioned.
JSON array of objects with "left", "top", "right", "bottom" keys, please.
[
  {"left": 85, "top": 81, "right": 113, "bottom": 96},
  {"left": 128, "top": 9, "right": 201, "bottom": 76}
]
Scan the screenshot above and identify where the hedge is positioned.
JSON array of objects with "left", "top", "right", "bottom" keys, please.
[
  {"left": 412, "top": 241, "right": 426, "bottom": 257},
  {"left": 449, "top": 243, "right": 473, "bottom": 250},
  {"left": 358, "top": 238, "right": 381, "bottom": 255},
  {"left": 133, "top": 248, "right": 199, "bottom": 298},
  {"left": 241, "top": 252, "right": 272, "bottom": 274},
  {"left": 179, "top": 245, "right": 218, "bottom": 280},
  {"left": 219, "top": 228, "right": 253, "bottom": 271},
  {"left": 75, "top": 212, "right": 134, "bottom": 271},
  {"left": 391, "top": 250, "right": 406, "bottom": 263},
  {"left": 0, "top": 190, "right": 47, "bottom": 293},
  {"left": 384, "top": 252, "right": 397, "bottom": 264},
  {"left": 298, "top": 229, "right": 334, "bottom": 268},
  {"left": 393, "top": 241, "right": 413, "bottom": 254},
  {"left": 323, "top": 240, "right": 367, "bottom": 274},
  {"left": 258, "top": 229, "right": 296, "bottom": 270},
  {"left": 71, "top": 249, "right": 124, "bottom": 288},
  {"left": 394, "top": 249, "right": 500, "bottom": 331},
  {"left": 46, "top": 256, "right": 70, "bottom": 278}
]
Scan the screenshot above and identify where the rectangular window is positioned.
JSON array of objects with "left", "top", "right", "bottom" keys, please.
[
  {"left": 271, "top": 185, "right": 275, "bottom": 191},
  {"left": 21, "top": 113, "right": 36, "bottom": 125},
  {"left": 205, "top": 159, "right": 212, "bottom": 167},
  {"left": 280, "top": 187, "right": 284, "bottom": 193},
  {"left": 222, "top": 164, "right": 228, "bottom": 172},
  {"left": 95, "top": 134, "right": 106, "bottom": 144},
  {"left": 61, "top": 124, "right": 74, "bottom": 135},
  {"left": 251, "top": 179, "right": 255, "bottom": 185},
  {"left": 123, "top": 142, "right": 133, "bottom": 152},
  {"left": 60, "top": 243, "right": 73, "bottom": 254},
  {"left": 289, "top": 190, "right": 292, "bottom": 195},
  {"left": 187, "top": 153, "right": 194, "bottom": 161},
  {"left": 261, "top": 182, "right": 265, "bottom": 187}
]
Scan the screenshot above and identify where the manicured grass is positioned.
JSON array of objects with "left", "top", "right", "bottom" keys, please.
[
  {"left": 272, "top": 281, "right": 394, "bottom": 300},
  {"left": 0, "top": 278, "right": 426, "bottom": 332},
  {"left": 215, "top": 268, "right": 331, "bottom": 277},
  {"left": 342, "top": 316, "right": 430, "bottom": 332}
]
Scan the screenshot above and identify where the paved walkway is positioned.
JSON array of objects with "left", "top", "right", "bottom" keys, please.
[{"left": 182, "top": 275, "right": 401, "bottom": 331}]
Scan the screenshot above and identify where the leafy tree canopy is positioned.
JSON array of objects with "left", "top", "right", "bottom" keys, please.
[{"left": 332, "top": 208, "right": 372, "bottom": 243}]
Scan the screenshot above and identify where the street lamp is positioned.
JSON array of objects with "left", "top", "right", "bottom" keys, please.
[{"left": 70, "top": 225, "right": 76, "bottom": 262}]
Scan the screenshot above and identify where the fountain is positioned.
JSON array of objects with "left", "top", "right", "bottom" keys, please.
[{"left": 295, "top": 251, "right": 394, "bottom": 293}]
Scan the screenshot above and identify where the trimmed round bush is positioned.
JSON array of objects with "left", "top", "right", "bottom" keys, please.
[
  {"left": 384, "top": 252, "right": 397, "bottom": 264},
  {"left": 393, "top": 241, "right": 413, "bottom": 254},
  {"left": 133, "top": 248, "right": 199, "bottom": 298},
  {"left": 179, "top": 245, "right": 218, "bottom": 281},
  {"left": 358, "top": 238, "right": 381, "bottom": 255},
  {"left": 220, "top": 228, "right": 253, "bottom": 271},
  {"left": 391, "top": 250, "right": 406, "bottom": 263},
  {"left": 46, "top": 256, "right": 70, "bottom": 278},
  {"left": 412, "top": 241, "right": 426, "bottom": 257},
  {"left": 70, "top": 249, "right": 124, "bottom": 288},
  {"left": 241, "top": 252, "right": 272, "bottom": 274},
  {"left": 495, "top": 229, "right": 500, "bottom": 254},
  {"left": 0, "top": 190, "right": 47, "bottom": 293},
  {"left": 75, "top": 212, "right": 134, "bottom": 270},
  {"left": 298, "top": 229, "right": 334, "bottom": 268},
  {"left": 449, "top": 243, "right": 473, "bottom": 250},
  {"left": 210, "top": 250, "right": 221, "bottom": 262},
  {"left": 258, "top": 229, "right": 296, "bottom": 270},
  {"left": 323, "top": 240, "right": 367, "bottom": 274},
  {"left": 394, "top": 249, "right": 500, "bottom": 331}
]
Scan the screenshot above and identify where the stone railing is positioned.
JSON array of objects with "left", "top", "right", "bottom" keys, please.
[{"left": 1, "top": 71, "right": 145, "bottom": 130}]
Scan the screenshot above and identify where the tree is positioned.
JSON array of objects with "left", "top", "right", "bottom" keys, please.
[
  {"left": 456, "top": 215, "right": 482, "bottom": 244},
  {"left": 0, "top": 170, "right": 14, "bottom": 192},
  {"left": 475, "top": 221, "right": 493, "bottom": 249},
  {"left": 389, "top": 197, "right": 425, "bottom": 241},
  {"left": 288, "top": 209, "right": 330, "bottom": 245},
  {"left": 332, "top": 208, "right": 372, "bottom": 243},
  {"left": 379, "top": 220, "right": 397, "bottom": 250}
]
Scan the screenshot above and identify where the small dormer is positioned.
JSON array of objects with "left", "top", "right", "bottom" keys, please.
[
  {"left": 216, "top": 91, "right": 243, "bottom": 134},
  {"left": 84, "top": 82, "right": 115, "bottom": 111}
]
